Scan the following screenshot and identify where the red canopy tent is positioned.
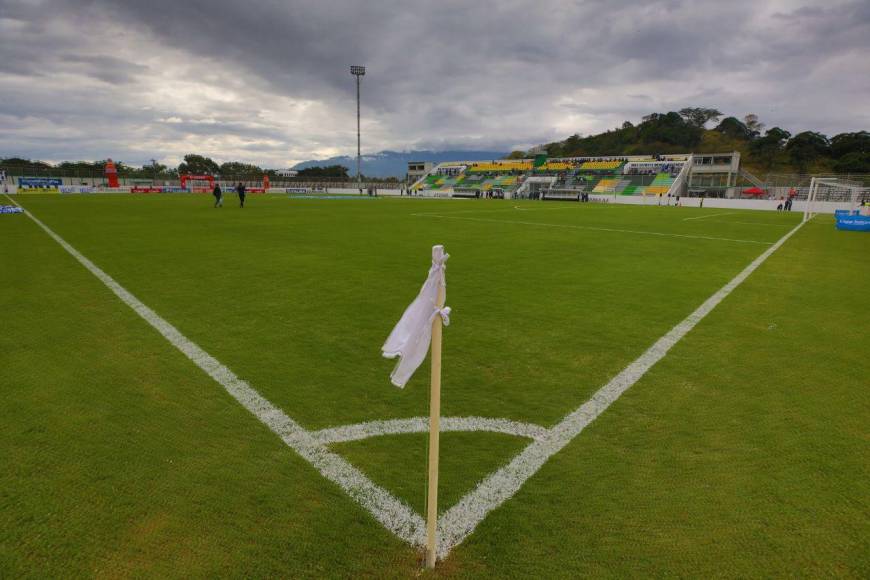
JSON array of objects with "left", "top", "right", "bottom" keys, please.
[{"left": 742, "top": 186, "right": 766, "bottom": 196}]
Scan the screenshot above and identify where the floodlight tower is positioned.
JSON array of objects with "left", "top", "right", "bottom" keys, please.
[{"left": 350, "top": 65, "right": 366, "bottom": 193}]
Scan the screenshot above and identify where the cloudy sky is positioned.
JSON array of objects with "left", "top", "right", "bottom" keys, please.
[{"left": 0, "top": 0, "right": 868, "bottom": 168}]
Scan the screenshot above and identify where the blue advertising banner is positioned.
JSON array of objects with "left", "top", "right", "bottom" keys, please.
[
  {"left": 835, "top": 212, "right": 870, "bottom": 232},
  {"left": 18, "top": 177, "right": 62, "bottom": 189}
]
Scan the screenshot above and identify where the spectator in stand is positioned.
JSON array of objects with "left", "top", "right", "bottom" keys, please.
[{"left": 212, "top": 182, "right": 223, "bottom": 208}]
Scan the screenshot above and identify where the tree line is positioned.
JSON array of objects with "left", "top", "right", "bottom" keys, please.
[
  {"left": 0, "top": 155, "right": 273, "bottom": 179},
  {"left": 508, "top": 108, "right": 869, "bottom": 175},
  {"left": 0, "top": 154, "right": 399, "bottom": 181}
]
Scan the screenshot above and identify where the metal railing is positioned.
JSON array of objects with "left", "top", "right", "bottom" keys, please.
[
  {"left": 666, "top": 158, "right": 692, "bottom": 197},
  {"left": 764, "top": 173, "right": 870, "bottom": 188}
]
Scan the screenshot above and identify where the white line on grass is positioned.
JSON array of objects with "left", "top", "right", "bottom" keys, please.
[
  {"left": 413, "top": 213, "right": 774, "bottom": 245},
  {"left": 682, "top": 212, "right": 736, "bottom": 221},
  {"left": 412, "top": 205, "right": 595, "bottom": 216},
  {"left": 434, "top": 219, "right": 805, "bottom": 557},
  {"left": 8, "top": 194, "right": 805, "bottom": 561},
  {"left": 722, "top": 221, "right": 795, "bottom": 228},
  {"left": 6, "top": 195, "right": 427, "bottom": 548},
  {"left": 312, "top": 417, "right": 549, "bottom": 445}
]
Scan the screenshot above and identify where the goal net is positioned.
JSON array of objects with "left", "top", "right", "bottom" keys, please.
[
  {"left": 804, "top": 177, "right": 869, "bottom": 222},
  {"left": 185, "top": 179, "right": 213, "bottom": 193},
  {"left": 180, "top": 174, "right": 215, "bottom": 193}
]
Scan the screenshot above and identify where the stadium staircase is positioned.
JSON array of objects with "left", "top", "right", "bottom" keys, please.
[{"left": 739, "top": 168, "right": 765, "bottom": 188}]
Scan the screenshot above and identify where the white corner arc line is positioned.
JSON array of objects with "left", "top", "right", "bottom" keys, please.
[
  {"left": 682, "top": 212, "right": 736, "bottom": 221},
  {"left": 435, "top": 219, "right": 805, "bottom": 557},
  {"left": 312, "top": 416, "right": 549, "bottom": 445},
  {"left": 7, "top": 196, "right": 426, "bottom": 549},
  {"left": 413, "top": 213, "right": 773, "bottom": 245}
]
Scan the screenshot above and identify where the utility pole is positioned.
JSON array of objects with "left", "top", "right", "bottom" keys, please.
[{"left": 350, "top": 65, "right": 366, "bottom": 194}]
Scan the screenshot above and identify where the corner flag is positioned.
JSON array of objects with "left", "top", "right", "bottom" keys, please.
[
  {"left": 381, "top": 245, "right": 451, "bottom": 569},
  {"left": 382, "top": 245, "right": 451, "bottom": 388}
]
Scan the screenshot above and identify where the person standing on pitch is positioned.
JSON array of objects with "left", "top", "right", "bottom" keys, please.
[
  {"left": 236, "top": 182, "right": 246, "bottom": 208},
  {"left": 212, "top": 182, "right": 223, "bottom": 208}
]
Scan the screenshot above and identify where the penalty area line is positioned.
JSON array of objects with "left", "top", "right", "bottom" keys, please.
[
  {"left": 682, "top": 212, "right": 736, "bottom": 221},
  {"left": 720, "top": 221, "right": 795, "bottom": 228},
  {"left": 414, "top": 212, "right": 774, "bottom": 245}
]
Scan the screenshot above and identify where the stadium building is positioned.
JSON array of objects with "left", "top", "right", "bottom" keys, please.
[{"left": 410, "top": 152, "right": 741, "bottom": 200}]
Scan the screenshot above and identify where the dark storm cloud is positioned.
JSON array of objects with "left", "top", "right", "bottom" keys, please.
[
  {"left": 1, "top": 0, "right": 867, "bottom": 166},
  {"left": 60, "top": 55, "right": 149, "bottom": 85}
]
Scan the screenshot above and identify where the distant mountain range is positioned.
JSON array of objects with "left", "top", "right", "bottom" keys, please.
[{"left": 292, "top": 150, "right": 507, "bottom": 178}]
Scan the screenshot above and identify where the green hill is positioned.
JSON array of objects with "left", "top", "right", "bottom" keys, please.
[{"left": 511, "top": 109, "right": 869, "bottom": 177}]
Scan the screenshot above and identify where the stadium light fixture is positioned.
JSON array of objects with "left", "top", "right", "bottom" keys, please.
[{"left": 350, "top": 65, "right": 366, "bottom": 192}]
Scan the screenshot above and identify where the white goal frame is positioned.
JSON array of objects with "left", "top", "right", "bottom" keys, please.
[
  {"left": 803, "top": 177, "right": 868, "bottom": 222},
  {"left": 183, "top": 179, "right": 214, "bottom": 193}
]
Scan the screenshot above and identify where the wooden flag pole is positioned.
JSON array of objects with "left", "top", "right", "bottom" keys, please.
[{"left": 425, "top": 247, "right": 446, "bottom": 569}]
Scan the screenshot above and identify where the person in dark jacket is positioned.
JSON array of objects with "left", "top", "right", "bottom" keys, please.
[
  {"left": 236, "top": 182, "right": 246, "bottom": 208},
  {"left": 213, "top": 183, "right": 223, "bottom": 208}
]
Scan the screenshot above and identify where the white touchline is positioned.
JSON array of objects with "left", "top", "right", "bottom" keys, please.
[
  {"left": 6, "top": 196, "right": 426, "bottom": 548},
  {"left": 8, "top": 194, "right": 804, "bottom": 561},
  {"left": 435, "top": 219, "right": 805, "bottom": 557},
  {"left": 682, "top": 212, "right": 736, "bottom": 221},
  {"left": 414, "top": 213, "right": 774, "bottom": 245}
]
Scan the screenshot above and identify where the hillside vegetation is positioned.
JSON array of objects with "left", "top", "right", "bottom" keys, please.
[{"left": 510, "top": 108, "right": 869, "bottom": 177}]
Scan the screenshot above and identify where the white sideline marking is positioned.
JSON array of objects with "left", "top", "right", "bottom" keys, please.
[
  {"left": 413, "top": 205, "right": 590, "bottom": 216},
  {"left": 312, "top": 417, "right": 548, "bottom": 445},
  {"left": 724, "top": 221, "right": 794, "bottom": 228},
  {"left": 435, "top": 219, "right": 805, "bottom": 557},
  {"left": 413, "top": 213, "right": 774, "bottom": 245},
  {"left": 9, "top": 193, "right": 805, "bottom": 561},
  {"left": 6, "top": 196, "right": 426, "bottom": 547},
  {"left": 682, "top": 212, "right": 736, "bottom": 221}
]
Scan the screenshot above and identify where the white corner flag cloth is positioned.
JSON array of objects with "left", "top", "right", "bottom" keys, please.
[{"left": 381, "top": 245, "right": 451, "bottom": 388}]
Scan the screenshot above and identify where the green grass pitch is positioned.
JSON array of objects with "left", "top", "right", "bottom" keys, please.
[{"left": 2, "top": 193, "right": 868, "bottom": 578}]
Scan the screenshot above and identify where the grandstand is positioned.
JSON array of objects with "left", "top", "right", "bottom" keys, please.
[
  {"left": 410, "top": 154, "right": 702, "bottom": 200},
  {"left": 580, "top": 160, "right": 623, "bottom": 171},
  {"left": 467, "top": 161, "right": 533, "bottom": 172}
]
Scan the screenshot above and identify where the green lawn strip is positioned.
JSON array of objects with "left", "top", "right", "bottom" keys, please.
[
  {"left": 443, "top": 218, "right": 869, "bottom": 577},
  {"left": 10, "top": 196, "right": 766, "bottom": 433},
  {"left": 333, "top": 432, "right": 530, "bottom": 517},
  {"left": 0, "top": 206, "right": 418, "bottom": 578}
]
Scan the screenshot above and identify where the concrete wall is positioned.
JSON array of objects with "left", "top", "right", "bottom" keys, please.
[
  {"left": 6, "top": 185, "right": 851, "bottom": 214},
  {"left": 584, "top": 194, "right": 850, "bottom": 213}
]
